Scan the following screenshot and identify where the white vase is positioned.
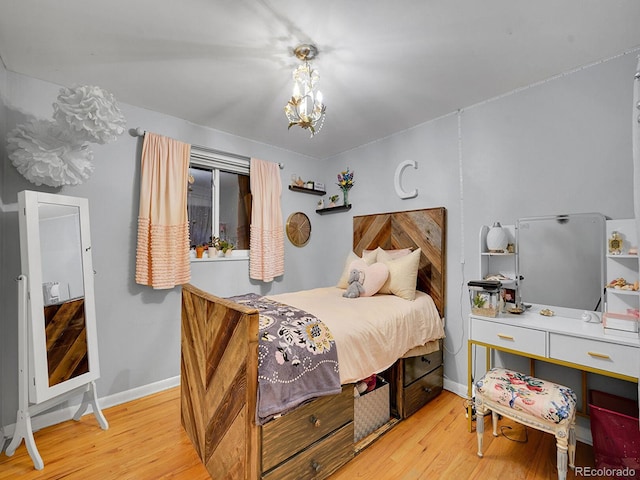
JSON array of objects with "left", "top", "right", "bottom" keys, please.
[{"left": 486, "top": 222, "right": 508, "bottom": 252}]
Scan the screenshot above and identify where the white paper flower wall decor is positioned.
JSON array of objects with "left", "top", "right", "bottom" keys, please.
[
  {"left": 7, "top": 119, "right": 94, "bottom": 187},
  {"left": 7, "top": 84, "right": 126, "bottom": 187},
  {"left": 53, "top": 85, "right": 126, "bottom": 144}
]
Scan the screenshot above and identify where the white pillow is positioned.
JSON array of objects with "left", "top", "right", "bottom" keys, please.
[
  {"left": 365, "top": 247, "right": 413, "bottom": 260},
  {"left": 377, "top": 248, "right": 421, "bottom": 300},
  {"left": 336, "top": 250, "right": 377, "bottom": 288}
]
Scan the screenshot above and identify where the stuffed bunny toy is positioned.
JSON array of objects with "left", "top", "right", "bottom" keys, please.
[{"left": 343, "top": 268, "right": 365, "bottom": 298}]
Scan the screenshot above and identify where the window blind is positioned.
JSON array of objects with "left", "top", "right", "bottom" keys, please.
[{"left": 190, "top": 146, "right": 249, "bottom": 175}]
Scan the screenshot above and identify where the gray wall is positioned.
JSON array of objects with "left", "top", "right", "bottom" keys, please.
[
  {"left": 461, "top": 53, "right": 635, "bottom": 402},
  {"left": 0, "top": 58, "right": 7, "bottom": 431},
  {"left": 323, "top": 52, "right": 637, "bottom": 400},
  {"left": 1, "top": 49, "right": 638, "bottom": 434},
  {"left": 0, "top": 66, "right": 326, "bottom": 429}
]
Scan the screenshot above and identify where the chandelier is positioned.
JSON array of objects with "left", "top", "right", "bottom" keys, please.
[{"left": 284, "top": 44, "right": 326, "bottom": 137}]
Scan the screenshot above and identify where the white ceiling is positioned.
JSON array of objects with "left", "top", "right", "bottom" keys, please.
[{"left": 1, "top": 1, "right": 640, "bottom": 159}]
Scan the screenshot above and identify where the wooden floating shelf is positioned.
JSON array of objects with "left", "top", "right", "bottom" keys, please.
[
  {"left": 288, "top": 185, "right": 326, "bottom": 196},
  {"left": 316, "top": 204, "right": 352, "bottom": 215}
]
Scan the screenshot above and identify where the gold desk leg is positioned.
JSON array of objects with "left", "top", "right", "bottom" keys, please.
[
  {"left": 485, "top": 346, "right": 491, "bottom": 372},
  {"left": 467, "top": 340, "right": 473, "bottom": 432},
  {"left": 582, "top": 370, "right": 588, "bottom": 415}
]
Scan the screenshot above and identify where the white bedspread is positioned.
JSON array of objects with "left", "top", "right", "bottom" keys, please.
[{"left": 267, "top": 287, "right": 445, "bottom": 384}]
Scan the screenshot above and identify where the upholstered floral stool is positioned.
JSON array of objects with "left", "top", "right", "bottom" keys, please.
[{"left": 475, "top": 368, "right": 577, "bottom": 480}]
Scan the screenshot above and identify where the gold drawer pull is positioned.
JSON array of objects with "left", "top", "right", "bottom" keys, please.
[
  {"left": 309, "top": 415, "right": 321, "bottom": 428},
  {"left": 497, "top": 334, "right": 514, "bottom": 340},
  {"left": 587, "top": 351, "right": 611, "bottom": 360}
]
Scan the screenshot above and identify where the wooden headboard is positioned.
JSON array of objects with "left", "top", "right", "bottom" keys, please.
[{"left": 353, "top": 207, "right": 447, "bottom": 317}]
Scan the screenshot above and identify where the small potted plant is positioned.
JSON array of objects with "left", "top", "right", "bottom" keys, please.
[
  {"left": 328, "top": 194, "right": 339, "bottom": 207},
  {"left": 195, "top": 244, "right": 206, "bottom": 259},
  {"left": 212, "top": 236, "right": 234, "bottom": 257}
]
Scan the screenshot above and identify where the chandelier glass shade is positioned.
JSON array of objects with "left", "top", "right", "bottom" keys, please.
[{"left": 285, "top": 45, "right": 326, "bottom": 137}]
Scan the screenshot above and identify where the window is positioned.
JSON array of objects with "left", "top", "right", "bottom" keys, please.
[{"left": 187, "top": 147, "right": 251, "bottom": 251}]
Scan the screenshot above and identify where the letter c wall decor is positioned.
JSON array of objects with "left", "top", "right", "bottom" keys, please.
[{"left": 394, "top": 159, "right": 418, "bottom": 199}]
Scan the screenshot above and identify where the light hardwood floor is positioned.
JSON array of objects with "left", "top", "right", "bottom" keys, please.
[{"left": 0, "top": 388, "right": 606, "bottom": 479}]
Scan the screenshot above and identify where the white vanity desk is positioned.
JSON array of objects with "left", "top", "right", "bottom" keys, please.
[{"left": 466, "top": 305, "right": 640, "bottom": 432}]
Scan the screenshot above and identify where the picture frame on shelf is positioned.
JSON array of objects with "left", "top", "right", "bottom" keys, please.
[{"left": 501, "top": 287, "right": 517, "bottom": 309}]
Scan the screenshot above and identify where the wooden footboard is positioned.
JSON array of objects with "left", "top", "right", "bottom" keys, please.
[
  {"left": 181, "top": 283, "right": 260, "bottom": 480},
  {"left": 181, "top": 284, "right": 358, "bottom": 480},
  {"left": 181, "top": 284, "right": 444, "bottom": 479}
]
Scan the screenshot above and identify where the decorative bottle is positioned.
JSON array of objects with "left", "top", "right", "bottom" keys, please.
[{"left": 608, "top": 231, "right": 623, "bottom": 255}]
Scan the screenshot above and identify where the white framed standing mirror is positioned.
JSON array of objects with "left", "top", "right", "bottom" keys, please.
[
  {"left": 20, "top": 190, "right": 100, "bottom": 402},
  {"left": 6, "top": 191, "right": 107, "bottom": 470}
]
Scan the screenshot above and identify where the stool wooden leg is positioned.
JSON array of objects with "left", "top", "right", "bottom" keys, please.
[
  {"left": 476, "top": 407, "right": 485, "bottom": 458},
  {"left": 568, "top": 424, "right": 576, "bottom": 469},
  {"left": 491, "top": 410, "right": 499, "bottom": 437},
  {"left": 555, "top": 436, "right": 569, "bottom": 480}
]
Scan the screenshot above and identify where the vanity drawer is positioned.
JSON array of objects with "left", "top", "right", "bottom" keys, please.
[
  {"left": 262, "top": 385, "right": 353, "bottom": 472},
  {"left": 262, "top": 422, "right": 354, "bottom": 480},
  {"left": 472, "top": 318, "right": 546, "bottom": 357},
  {"left": 549, "top": 333, "right": 640, "bottom": 378},
  {"left": 404, "top": 349, "right": 443, "bottom": 386},
  {"left": 403, "top": 365, "right": 443, "bottom": 418}
]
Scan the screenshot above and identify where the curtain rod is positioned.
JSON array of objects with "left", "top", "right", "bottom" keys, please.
[{"left": 131, "top": 127, "right": 284, "bottom": 169}]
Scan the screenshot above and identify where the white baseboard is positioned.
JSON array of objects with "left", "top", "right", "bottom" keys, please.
[
  {"left": 443, "top": 377, "right": 468, "bottom": 398},
  {"left": 1, "top": 376, "right": 180, "bottom": 442},
  {"left": 98, "top": 376, "right": 180, "bottom": 411}
]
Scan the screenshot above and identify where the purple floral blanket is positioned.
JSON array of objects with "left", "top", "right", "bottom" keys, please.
[{"left": 228, "top": 293, "right": 341, "bottom": 425}]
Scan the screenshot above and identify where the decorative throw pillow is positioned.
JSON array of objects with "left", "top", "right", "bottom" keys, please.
[
  {"left": 377, "top": 248, "right": 421, "bottom": 300},
  {"left": 336, "top": 250, "right": 377, "bottom": 288},
  {"left": 348, "top": 259, "right": 390, "bottom": 297},
  {"left": 367, "top": 247, "right": 413, "bottom": 259}
]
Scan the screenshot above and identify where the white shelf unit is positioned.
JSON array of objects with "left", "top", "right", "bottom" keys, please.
[
  {"left": 604, "top": 219, "right": 639, "bottom": 334},
  {"left": 478, "top": 224, "right": 517, "bottom": 287}
]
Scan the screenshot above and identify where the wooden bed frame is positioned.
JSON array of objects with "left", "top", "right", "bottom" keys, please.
[{"left": 181, "top": 207, "right": 446, "bottom": 479}]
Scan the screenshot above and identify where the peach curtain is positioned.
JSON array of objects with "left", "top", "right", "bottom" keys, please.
[
  {"left": 250, "top": 158, "right": 284, "bottom": 281},
  {"left": 135, "top": 132, "right": 191, "bottom": 289}
]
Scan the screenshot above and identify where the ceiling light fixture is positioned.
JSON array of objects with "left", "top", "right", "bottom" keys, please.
[{"left": 284, "top": 44, "right": 326, "bottom": 137}]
